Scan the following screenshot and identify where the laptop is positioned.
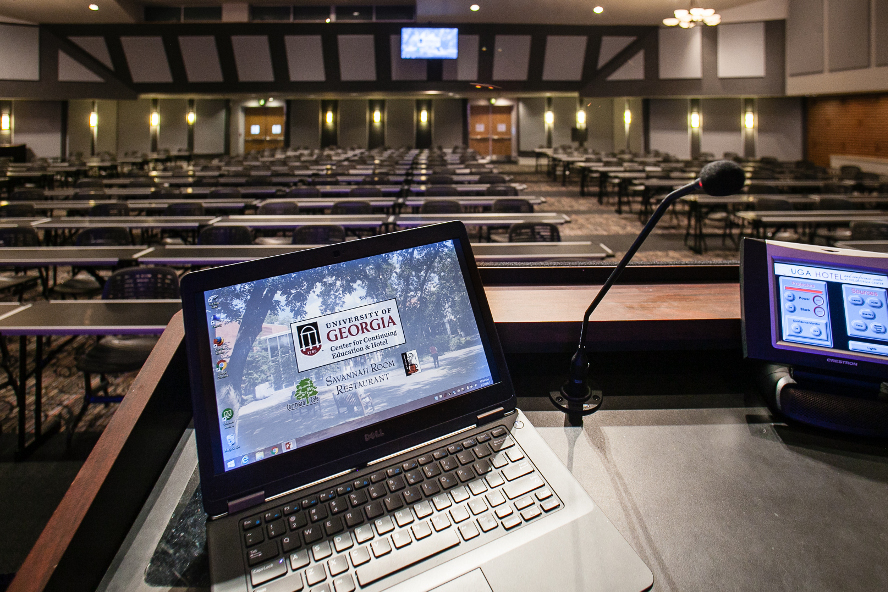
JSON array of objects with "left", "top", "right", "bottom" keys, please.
[{"left": 180, "top": 221, "right": 653, "bottom": 592}]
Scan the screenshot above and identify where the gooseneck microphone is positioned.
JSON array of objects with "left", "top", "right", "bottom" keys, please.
[{"left": 550, "top": 160, "right": 746, "bottom": 422}]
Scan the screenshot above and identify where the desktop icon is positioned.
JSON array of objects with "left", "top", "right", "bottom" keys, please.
[
  {"left": 226, "top": 434, "right": 236, "bottom": 447},
  {"left": 241, "top": 455, "right": 249, "bottom": 465},
  {"left": 256, "top": 450, "right": 265, "bottom": 460},
  {"left": 271, "top": 447, "right": 279, "bottom": 455},
  {"left": 208, "top": 295, "right": 220, "bottom": 309},
  {"left": 284, "top": 441, "right": 292, "bottom": 451},
  {"left": 227, "top": 459, "right": 235, "bottom": 469}
]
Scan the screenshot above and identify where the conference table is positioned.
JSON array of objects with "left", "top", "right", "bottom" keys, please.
[
  {"left": 256, "top": 196, "right": 400, "bottom": 213},
  {"left": 834, "top": 240, "right": 888, "bottom": 253},
  {"left": 33, "top": 216, "right": 220, "bottom": 244},
  {"left": 408, "top": 184, "right": 526, "bottom": 196},
  {"left": 735, "top": 210, "right": 888, "bottom": 242},
  {"left": 470, "top": 241, "right": 608, "bottom": 261},
  {"left": 393, "top": 213, "right": 570, "bottom": 240},
  {"left": 6, "top": 199, "right": 251, "bottom": 215},
  {"left": 0, "top": 299, "right": 182, "bottom": 458},
  {"left": 212, "top": 214, "right": 392, "bottom": 233},
  {"left": 401, "top": 196, "right": 545, "bottom": 212}
]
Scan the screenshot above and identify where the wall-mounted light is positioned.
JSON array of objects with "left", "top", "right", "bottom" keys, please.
[
  {"left": 623, "top": 109, "right": 631, "bottom": 126},
  {"left": 470, "top": 4, "right": 480, "bottom": 11},
  {"left": 258, "top": 99, "right": 266, "bottom": 107},
  {"left": 326, "top": 111, "right": 334, "bottom": 125},
  {"left": 1, "top": 113, "right": 10, "bottom": 131},
  {"left": 186, "top": 111, "right": 196, "bottom": 125},
  {"left": 373, "top": 110, "right": 381, "bottom": 124},
  {"left": 690, "top": 111, "right": 700, "bottom": 129},
  {"left": 744, "top": 112, "right": 755, "bottom": 129},
  {"left": 420, "top": 109, "right": 428, "bottom": 124},
  {"left": 576, "top": 110, "right": 586, "bottom": 127},
  {"left": 89, "top": 111, "right": 98, "bottom": 128},
  {"left": 150, "top": 111, "right": 160, "bottom": 127},
  {"left": 544, "top": 111, "right": 554, "bottom": 125},
  {"left": 89, "top": 4, "right": 99, "bottom": 11},
  {"left": 593, "top": 6, "right": 603, "bottom": 14}
]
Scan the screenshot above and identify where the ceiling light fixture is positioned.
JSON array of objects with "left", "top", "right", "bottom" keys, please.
[
  {"left": 664, "top": 6, "right": 720, "bottom": 28},
  {"left": 470, "top": 5, "right": 480, "bottom": 12},
  {"left": 593, "top": 6, "right": 603, "bottom": 14},
  {"left": 89, "top": 4, "right": 99, "bottom": 11}
]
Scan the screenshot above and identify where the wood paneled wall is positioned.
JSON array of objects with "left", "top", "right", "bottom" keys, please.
[{"left": 806, "top": 94, "right": 888, "bottom": 166}]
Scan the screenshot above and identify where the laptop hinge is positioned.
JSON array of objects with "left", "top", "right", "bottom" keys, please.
[
  {"left": 228, "top": 491, "right": 265, "bottom": 515},
  {"left": 477, "top": 407, "right": 505, "bottom": 423}
]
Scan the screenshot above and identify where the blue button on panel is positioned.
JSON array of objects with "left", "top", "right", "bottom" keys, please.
[
  {"left": 849, "top": 341, "right": 888, "bottom": 357},
  {"left": 843, "top": 285, "right": 888, "bottom": 342},
  {"left": 779, "top": 277, "right": 832, "bottom": 347}
]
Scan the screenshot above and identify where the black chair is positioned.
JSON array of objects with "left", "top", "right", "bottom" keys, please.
[
  {"left": 332, "top": 201, "right": 372, "bottom": 215},
  {"left": 850, "top": 221, "right": 888, "bottom": 241},
  {"left": 420, "top": 200, "right": 463, "bottom": 214},
  {"left": 478, "top": 173, "right": 507, "bottom": 185},
  {"left": 425, "top": 185, "right": 458, "bottom": 197},
  {"left": 258, "top": 201, "right": 299, "bottom": 215},
  {"left": 312, "top": 176, "right": 338, "bottom": 186},
  {"left": 753, "top": 197, "right": 799, "bottom": 241},
  {"left": 164, "top": 202, "right": 205, "bottom": 216},
  {"left": 127, "top": 177, "right": 156, "bottom": 188},
  {"left": 292, "top": 225, "right": 346, "bottom": 244},
  {"left": 839, "top": 165, "right": 862, "bottom": 180},
  {"left": 150, "top": 187, "right": 180, "bottom": 199},
  {"left": 75, "top": 178, "right": 105, "bottom": 190},
  {"left": 0, "top": 227, "right": 42, "bottom": 298},
  {"left": 426, "top": 174, "right": 453, "bottom": 185},
  {"left": 508, "top": 222, "right": 561, "bottom": 242},
  {"left": 9, "top": 187, "right": 44, "bottom": 201},
  {"left": 208, "top": 188, "right": 242, "bottom": 199},
  {"left": 51, "top": 227, "right": 133, "bottom": 299},
  {"left": 90, "top": 202, "right": 130, "bottom": 217},
  {"left": 287, "top": 186, "right": 321, "bottom": 198},
  {"left": 70, "top": 267, "right": 180, "bottom": 445},
  {"left": 493, "top": 199, "right": 533, "bottom": 213},
  {"left": 0, "top": 227, "right": 40, "bottom": 247},
  {"left": 361, "top": 175, "right": 389, "bottom": 185},
  {"left": 349, "top": 187, "right": 382, "bottom": 198},
  {"left": 485, "top": 184, "right": 519, "bottom": 196},
  {"left": 746, "top": 184, "right": 780, "bottom": 195},
  {"left": 198, "top": 225, "right": 254, "bottom": 245},
  {"left": 0, "top": 203, "right": 36, "bottom": 217}
]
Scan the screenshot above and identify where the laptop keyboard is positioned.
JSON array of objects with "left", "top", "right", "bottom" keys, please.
[{"left": 240, "top": 424, "right": 562, "bottom": 592}]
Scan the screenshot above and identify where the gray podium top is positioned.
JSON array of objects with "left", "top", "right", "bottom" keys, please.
[{"left": 94, "top": 394, "right": 888, "bottom": 591}]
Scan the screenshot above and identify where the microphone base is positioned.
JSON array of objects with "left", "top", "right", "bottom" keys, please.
[{"left": 550, "top": 383, "right": 602, "bottom": 425}]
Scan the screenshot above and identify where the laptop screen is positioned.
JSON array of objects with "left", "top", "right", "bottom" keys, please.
[{"left": 202, "top": 239, "right": 495, "bottom": 472}]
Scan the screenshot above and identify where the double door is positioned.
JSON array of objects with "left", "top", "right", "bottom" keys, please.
[
  {"left": 468, "top": 105, "right": 512, "bottom": 157},
  {"left": 244, "top": 107, "right": 285, "bottom": 153}
]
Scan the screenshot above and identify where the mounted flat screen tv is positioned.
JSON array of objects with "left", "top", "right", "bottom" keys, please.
[{"left": 401, "top": 27, "right": 458, "bottom": 59}]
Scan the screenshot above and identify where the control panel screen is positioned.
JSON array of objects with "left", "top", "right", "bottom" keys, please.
[{"left": 773, "top": 262, "right": 888, "bottom": 358}]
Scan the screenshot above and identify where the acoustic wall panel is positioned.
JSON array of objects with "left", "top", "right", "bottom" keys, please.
[
  {"left": 658, "top": 27, "right": 701, "bottom": 80},
  {"left": 338, "top": 36, "right": 377, "bottom": 81},
  {"left": 492, "top": 36, "right": 531, "bottom": 81},
  {"left": 386, "top": 99, "right": 415, "bottom": 148},
  {"left": 786, "top": 0, "right": 824, "bottom": 76},
  {"left": 67, "top": 100, "right": 93, "bottom": 157},
  {"left": 158, "top": 99, "right": 188, "bottom": 152},
  {"left": 648, "top": 98, "right": 690, "bottom": 160},
  {"left": 13, "top": 101, "right": 62, "bottom": 159},
  {"left": 518, "top": 98, "right": 546, "bottom": 152},
  {"left": 339, "top": 100, "right": 367, "bottom": 148},
  {"left": 231, "top": 36, "right": 275, "bottom": 82},
  {"left": 583, "top": 97, "right": 615, "bottom": 154},
  {"left": 121, "top": 37, "right": 173, "bottom": 83},
  {"left": 442, "top": 35, "right": 478, "bottom": 81},
  {"left": 878, "top": 0, "right": 888, "bottom": 67},
  {"left": 285, "top": 36, "right": 325, "bottom": 81},
  {"left": 598, "top": 36, "right": 635, "bottom": 68},
  {"left": 194, "top": 99, "right": 226, "bottom": 154},
  {"left": 390, "top": 36, "right": 427, "bottom": 81},
  {"left": 117, "top": 100, "right": 152, "bottom": 156},
  {"left": 757, "top": 97, "right": 803, "bottom": 161},
  {"left": 58, "top": 51, "right": 103, "bottom": 82},
  {"left": 700, "top": 98, "right": 742, "bottom": 158},
  {"left": 607, "top": 51, "right": 644, "bottom": 81},
  {"left": 542, "top": 36, "right": 587, "bottom": 81},
  {"left": 95, "top": 100, "right": 118, "bottom": 156},
  {"left": 179, "top": 36, "right": 224, "bottom": 83},
  {"left": 68, "top": 36, "right": 114, "bottom": 70},
  {"left": 551, "top": 97, "right": 578, "bottom": 147},
  {"left": 290, "top": 100, "right": 321, "bottom": 149},
  {"left": 827, "top": 0, "right": 870, "bottom": 72},
  {"left": 431, "top": 99, "right": 464, "bottom": 149},
  {"left": 717, "top": 23, "right": 765, "bottom": 78},
  {"left": 0, "top": 25, "right": 39, "bottom": 81}
]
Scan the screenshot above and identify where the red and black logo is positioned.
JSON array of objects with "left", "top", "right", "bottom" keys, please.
[{"left": 296, "top": 322, "right": 322, "bottom": 356}]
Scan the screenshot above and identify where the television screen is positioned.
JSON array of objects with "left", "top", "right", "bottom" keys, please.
[{"left": 401, "top": 28, "right": 458, "bottom": 59}]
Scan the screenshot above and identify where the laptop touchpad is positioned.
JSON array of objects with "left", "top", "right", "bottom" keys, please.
[{"left": 429, "top": 569, "right": 493, "bottom": 592}]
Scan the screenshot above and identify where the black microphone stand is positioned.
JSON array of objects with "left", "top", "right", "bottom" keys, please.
[{"left": 549, "top": 179, "right": 703, "bottom": 425}]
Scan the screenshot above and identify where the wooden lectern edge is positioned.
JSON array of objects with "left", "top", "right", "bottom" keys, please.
[{"left": 8, "top": 312, "right": 186, "bottom": 592}]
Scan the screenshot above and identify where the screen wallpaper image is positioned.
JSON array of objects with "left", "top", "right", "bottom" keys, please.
[
  {"left": 774, "top": 261, "right": 888, "bottom": 359},
  {"left": 204, "top": 240, "right": 494, "bottom": 472}
]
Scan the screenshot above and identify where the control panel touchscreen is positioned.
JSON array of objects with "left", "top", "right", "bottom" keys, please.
[{"left": 773, "top": 261, "right": 888, "bottom": 358}]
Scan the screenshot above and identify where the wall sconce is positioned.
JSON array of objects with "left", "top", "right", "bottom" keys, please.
[
  {"left": 373, "top": 110, "right": 381, "bottom": 124},
  {"left": 576, "top": 110, "right": 586, "bottom": 127},
  {"left": 744, "top": 112, "right": 755, "bottom": 129},
  {"left": 2, "top": 113, "right": 11, "bottom": 131},
  {"left": 186, "top": 111, "right": 196, "bottom": 125},
  {"left": 89, "top": 111, "right": 98, "bottom": 128},
  {"left": 623, "top": 109, "right": 631, "bottom": 125},
  {"left": 544, "top": 111, "right": 554, "bottom": 125},
  {"left": 420, "top": 109, "right": 428, "bottom": 124},
  {"left": 150, "top": 111, "right": 160, "bottom": 127},
  {"left": 326, "top": 111, "right": 334, "bottom": 125},
  {"left": 690, "top": 112, "right": 701, "bottom": 129}
]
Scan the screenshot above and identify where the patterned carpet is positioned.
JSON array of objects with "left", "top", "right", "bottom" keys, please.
[{"left": 0, "top": 164, "right": 737, "bottom": 451}]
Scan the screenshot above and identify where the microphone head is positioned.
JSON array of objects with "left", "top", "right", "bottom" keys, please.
[{"left": 699, "top": 160, "right": 746, "bottom": 196}]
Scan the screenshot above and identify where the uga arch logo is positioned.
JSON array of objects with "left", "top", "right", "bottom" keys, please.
[{"left": 296, "top": 322, "right": 322, "bottom": 356}]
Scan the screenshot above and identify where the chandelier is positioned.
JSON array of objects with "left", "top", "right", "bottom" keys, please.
[{"left": 663, "top": 7, "right": 721, "bottom": 28}]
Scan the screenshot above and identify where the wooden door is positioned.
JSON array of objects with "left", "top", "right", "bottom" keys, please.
[
  {"left": 468, "top": 104, "right": 512, "bottom": 157},
  {"left": 244, "top": 107, "right": 285, "bottom": 154}
]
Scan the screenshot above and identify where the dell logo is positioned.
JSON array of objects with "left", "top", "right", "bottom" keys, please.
[{"left": 365, "top": 429, "right": 385, "bottom": 442}]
